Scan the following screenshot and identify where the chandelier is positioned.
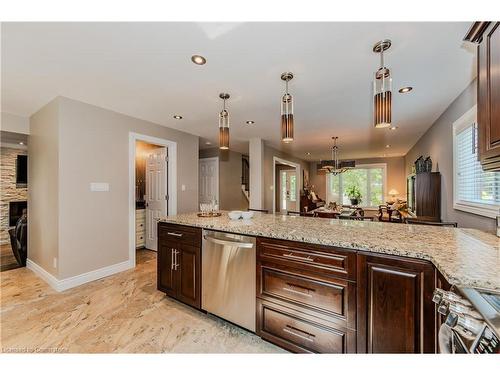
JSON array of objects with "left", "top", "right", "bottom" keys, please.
[{"left": 319, "top": 137, "right": 355, "bottom": 175}]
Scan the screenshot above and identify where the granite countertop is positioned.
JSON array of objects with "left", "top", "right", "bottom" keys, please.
[{"left": 160, "top": 212, "right": 500, "bottom": 291}]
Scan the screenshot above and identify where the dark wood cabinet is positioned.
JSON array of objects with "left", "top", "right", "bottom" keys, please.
[
  {"left": 176, "top": 243, "right": 201, "bottom": 308},
  {"left": 157, "top": 223, "right": 201, "bottom": 309},
  {"left": 356, "top": 253, "right": 436, "bottom": 353},
  {"left": 465, "top": 22, "right": 500, "bottom": 171},
  {"left": 407, "top": 172, "right": 441, "bottom": 221}
]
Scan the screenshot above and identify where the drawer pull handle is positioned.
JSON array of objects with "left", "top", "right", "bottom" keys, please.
[
  {"left": 167, "top": 232, "right": 183, "bottom": 237},
  {"left": 283, "top": 253, "right": 314, "bottom": 262},
  {"left": 283, "top": 283, "right": 315, "bottom": 298},
  {"left": 283, "top": 325, "right": 315, "bottom": 342}
]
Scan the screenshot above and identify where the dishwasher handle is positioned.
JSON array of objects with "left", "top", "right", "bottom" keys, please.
[{"left": 203, "top": 235, "right": 254, "bottom": 248}]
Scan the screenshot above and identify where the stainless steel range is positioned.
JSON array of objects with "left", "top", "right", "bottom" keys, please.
[{"left": 433, "top": 286, "right": 499, "bottom": 354}]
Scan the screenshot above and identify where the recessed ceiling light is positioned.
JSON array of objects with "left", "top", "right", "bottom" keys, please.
[
  {"left": 385, "top": 144, "right": 391, "bottom": 148},
  {"left": 173, "top": 115, "right": 183, "bottom": 119},
  {"left": 19, "top": 142, "right": 24, "bottom": 145},
  {"left": 306, "top": 152, "right": 311, "bottom": 156},
  {"left": 246, "top": 120, "right": 255, "bottom": 125},
  {"left": 191, "top": 55, "right": 206, "bottom": 65},
  {"left": 398, "top": 86, "right": 413, "bottom": 93},
  {"left": 390, "top": 125, "right": 398, "bottom": 130},
  {"left": 205, "top": 141, "right": 212, "bottom": 145}
]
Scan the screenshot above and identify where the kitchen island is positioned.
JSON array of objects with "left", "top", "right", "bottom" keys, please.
[{"left": 157, "top": 212, "right": 499, "bottom": 353}]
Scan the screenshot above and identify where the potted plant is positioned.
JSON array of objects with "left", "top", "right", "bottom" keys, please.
[{"left": 345, "top": 185, "right": 362, "bottom": 206}]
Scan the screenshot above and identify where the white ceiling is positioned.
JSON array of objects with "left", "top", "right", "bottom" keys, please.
[{"left": 1, "top": 22, "right": 475, "bottom": 160}]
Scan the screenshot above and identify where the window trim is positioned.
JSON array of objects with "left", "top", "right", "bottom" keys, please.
[
  {"left": 452, "top": 105, "right": 500, "bottom": 219},
  {"left": 325, "top": 163, "right": 387, "bottom": 209}
]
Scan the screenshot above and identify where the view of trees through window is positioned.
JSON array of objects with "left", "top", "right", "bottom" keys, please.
[{"left": 327, "top": 165, "right": 385, "bottom": 207}]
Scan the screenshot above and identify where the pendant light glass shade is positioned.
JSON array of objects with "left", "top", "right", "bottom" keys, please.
[
  {"left": 218, "top": 93, "right": 230, "bottom": 150},
  {"left": 281, "top": 72, "right": 294, "bottom": 143},
  {"left": 373, "top": 40, "right": 392, "bottom": 128}
]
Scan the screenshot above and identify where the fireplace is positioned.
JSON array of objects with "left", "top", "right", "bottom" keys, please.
[{"left": 9, "top": 201, "right": 27, "bottom": 227}]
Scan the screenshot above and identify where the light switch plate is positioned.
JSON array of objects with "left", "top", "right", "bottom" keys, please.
[
  {"left": 181, "top": 184, "right": 186, "bottom": 191},
  {"left": 90, "top": 182, "right": 110, "bottom": 192}
]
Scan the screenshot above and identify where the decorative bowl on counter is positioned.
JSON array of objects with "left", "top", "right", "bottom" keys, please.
[
  {"left": 241, "top": 211, "right": 254, "bottom": 220},
  {"left": 228, "top": 211, "right": 242, "bottom": 220}
]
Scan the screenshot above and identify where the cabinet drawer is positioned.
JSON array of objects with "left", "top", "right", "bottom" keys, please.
[
  {"left": 136, "top": 209, "right": 146, "bottom": 222},
  {"left": 136, "top": 233, "right": 145, "bottom": 247},
  {"left": 159, "top": 223, "right": 201, "bottom": 246},
  {"left": 136, "top": 220, "right": 145, "bottom": 231},
  {"left": 257, "top": 299, "right": 355, "bottom": 353},
  {"left": 257, "top": 238, "right": 355, "bottom": 280},
  {"left": 259, "top": 265, "right": 352, "bottom": 323}
]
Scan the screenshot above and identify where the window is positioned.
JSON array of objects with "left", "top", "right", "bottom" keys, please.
[
  {"left": 289, "top": 174, "right": 296, "bottom": 202},
  {"left": 453, "top": 106, "right": 500, "bottom": 218},
  {"left": 326, "top": 164, "right": 386, "bottom": 208}
]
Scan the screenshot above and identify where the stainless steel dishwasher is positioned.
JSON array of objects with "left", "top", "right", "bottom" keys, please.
[{"left": 202, "top": 229, "right": 256, "bottom": 332}]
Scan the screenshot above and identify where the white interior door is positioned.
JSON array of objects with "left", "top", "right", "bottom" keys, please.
[
  {"left": 199, "top": 157, "right": 219, "bottom": 205},
  {"left": 280, "top": 169, "right": 297, "bottom": 212},
  {"left": 146, "top": 147, "right": 167, "bottom": 251}
]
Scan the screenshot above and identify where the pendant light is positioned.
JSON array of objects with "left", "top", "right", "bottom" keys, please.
[
  {"left": 373, "top": 39, "right": 392, "bottom": 128},
  {"left": 281, "top": 72, "right": 294, "bottom": 143},
  {"left": 318, "top": 137, "right": 355, "bottom": 175},
  {"left": 218, "top": 93, "right": 230, "bottom": 150}
]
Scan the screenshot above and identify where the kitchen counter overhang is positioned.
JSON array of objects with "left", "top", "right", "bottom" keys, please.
[{"left": 160, "top": 212, "right": 499, "bottom": 291}]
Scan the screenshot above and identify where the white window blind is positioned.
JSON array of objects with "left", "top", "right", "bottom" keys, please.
[{"left": 453, "top": 106, "right": 500, "bottom": 218}]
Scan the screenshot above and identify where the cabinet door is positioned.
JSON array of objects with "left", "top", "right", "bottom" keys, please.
[
  {"left": 176, "top": 243, "right": 201, "bottom": 309},
  {"left": 157, "top": 240, "right": 177, "bottom": 298},
  {"left": 478, "top": 22, "right": 500, "bottom": 170},
  {"left": 357, "top": 253, "right": 435, "bottom": 353}
]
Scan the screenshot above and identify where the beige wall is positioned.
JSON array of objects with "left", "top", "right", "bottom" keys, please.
[
  {"left": 404, "top": 79, "right": 496, "bottom": 233},
  {"left": 199, "top": 148, "right": 248, "bottom": 211},
  {"left": 28, "top": 99, "right": 60, "bottom": 277},
  {"left": 309, "top": 156, "right": 406, "bottom": 203},
  {"left": 263, "top": 144, "right": 310, "bottom": 212},
  {"left": 29, "top": 96, "right": 199, "bottom": 279}
]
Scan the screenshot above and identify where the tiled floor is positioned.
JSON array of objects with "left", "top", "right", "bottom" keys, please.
[{"left": 0, "top": 249, "right": 284, "bottom": 353}]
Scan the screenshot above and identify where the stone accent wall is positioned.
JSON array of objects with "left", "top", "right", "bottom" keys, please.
[{"left": 1, "top": 147, "right": 28, "bottom": 244}]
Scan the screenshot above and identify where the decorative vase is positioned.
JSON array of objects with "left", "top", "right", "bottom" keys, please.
[
  {"left": 350, "top": 198, "right": 359, "bottom": 206},
  {"left": 415, "top": 156, "right": 425, "bottom": 174},
  {"left": 424, "top": 157, "right": 432, "bottom": 173}
]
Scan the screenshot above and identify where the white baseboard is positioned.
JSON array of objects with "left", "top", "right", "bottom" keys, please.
[
  {"left": 26, "top": 259, "right": 60, "bottom": 291},
  {"left": 26, "top": 258, "right": 134, "bottom": 292}
]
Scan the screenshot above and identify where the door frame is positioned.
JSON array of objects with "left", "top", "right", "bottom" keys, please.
[
  {"left": 199, "top": 157, "right": 219, "bottom": 204},
  {"left": 272, "top": 156, "right": 301, "bottom": 214},
  {"left": 129, "top": 132, "right": 177, "bottom": 267}
]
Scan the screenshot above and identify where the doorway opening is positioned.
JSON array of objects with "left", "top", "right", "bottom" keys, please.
[
  {"left": 129, "top": 133, "right": 177, "bottom": 267},
  {"left": 199, "top": 157, "right": 219, "bottom": 206},
  {"left": 272, "top": 157, "right": 301, "bottom": 214}
]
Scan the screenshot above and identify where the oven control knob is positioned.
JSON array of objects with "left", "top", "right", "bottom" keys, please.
[
  {"left": 445, "top": 312, "right": 458, "bottom": 328},
  {"left": 438, "top": 301, "right": 449, "bottom": 315},
  {"left": 432, "top": 290, "right": 443, "bottom": 304}
]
